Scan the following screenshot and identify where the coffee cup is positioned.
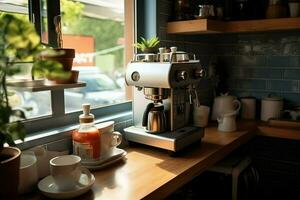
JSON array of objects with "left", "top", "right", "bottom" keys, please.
[
  {"left": 193, "top": 105, "right": 210, "bottom": 127},
  {"left": 98, "top": 121, "right": 122, "bottom": 159},
  {"left": 18, "top": 151, "right": 38, "bottom": 194},
  {"left": 50, "top": 155, "right": 92, "bottom": 191}
]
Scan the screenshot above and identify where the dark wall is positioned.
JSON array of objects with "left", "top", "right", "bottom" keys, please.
[{"left": 158, "top": 0, "right": 300, "bottom": 109}]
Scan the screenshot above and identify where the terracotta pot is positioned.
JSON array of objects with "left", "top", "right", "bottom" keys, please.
[
  {"left": 43, "top": 48, "right": 75, "bottom": 71},
  {"left": 0, "top": 147, "right": 21, "bottom": 200},
  {"left": 142, "top": 47, "right": 157, "bottom": 54},
  {"left": 45, "top": 70, "right": 79, "bottom": 85}
]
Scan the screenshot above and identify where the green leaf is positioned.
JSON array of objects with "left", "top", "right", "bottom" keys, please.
[
  {"left": 7, "top": 121, "right": 25, "bottom": 141},
  {"left": 134, "top": 37, "right": 160, "bottom": 52},
  {"left": 4, "top": 134, "right": 15, "bottom": 146}
]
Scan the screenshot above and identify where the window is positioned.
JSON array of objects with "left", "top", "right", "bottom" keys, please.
[
  {"left": 1, "top": 0, "right": 134, "bottom": 134},
  {"left": 60, "top": 0, "right": 126, "bottom": 112},
  {"left": 1, "top": 0, "right": 53, "bottom": 118}
]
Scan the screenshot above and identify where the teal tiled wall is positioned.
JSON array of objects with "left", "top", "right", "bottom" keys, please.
[{"left": 159, "top": 0, "right": 300, "bottom": 108}]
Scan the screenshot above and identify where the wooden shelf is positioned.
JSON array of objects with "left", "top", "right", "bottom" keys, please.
[
  {"left": 7, "top": 80, "right": 86, "bottom": 92},
  {"left": 167, "top": 18, "right": 300, "bottom": 34}
]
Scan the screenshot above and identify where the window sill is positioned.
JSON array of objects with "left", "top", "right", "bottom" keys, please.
[{"left": 17, "top": 102, "right": 133, "bottom": 150}]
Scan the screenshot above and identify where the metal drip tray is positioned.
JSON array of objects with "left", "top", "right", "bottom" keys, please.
[{"left": 124, "top": 126, "right": 204, "bottom": 152}]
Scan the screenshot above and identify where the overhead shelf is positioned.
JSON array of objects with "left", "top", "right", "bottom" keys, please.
[
  {"left": 7, "top": 80, "right": 86, "bottom": 92},
  {"left": 167, "top": 18, "right": 300, "bottom": 34}
]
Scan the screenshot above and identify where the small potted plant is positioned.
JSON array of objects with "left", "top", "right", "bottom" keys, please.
[
  {"left": 0, "top": 13, "right": 68, "bottom": 199},
  {"left": 134, "top": 37, "right": 160, "bottom": 53},
  {"left": 37, "top": 15, "right": 77, "bottom": 84}
]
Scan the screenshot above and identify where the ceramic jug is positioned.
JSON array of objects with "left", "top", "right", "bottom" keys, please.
[
  {"left": 217, "top": 111, "right": 237, "bottom": 132},
  {"left": 211, "top": 94, "right": 241, "bottom": 121}
]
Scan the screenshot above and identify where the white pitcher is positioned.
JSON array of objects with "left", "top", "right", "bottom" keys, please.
[
  {"left": 212, "top": 94, "right": 241, "bottom": 121},
  {"left": 217, "top": 111, "right": 237, "bottom": 132}
]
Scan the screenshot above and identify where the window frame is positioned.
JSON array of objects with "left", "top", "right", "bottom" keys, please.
[{"left": 21, "top": 0, "right": 135, "bottom": 137}]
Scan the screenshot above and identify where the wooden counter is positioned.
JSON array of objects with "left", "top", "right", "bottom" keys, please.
[
  {"left": 257, "top": 125, "right": 300, "bottom": 141},
  {"left": 19, "top": 122, "right": 256, "bottom": 200}
]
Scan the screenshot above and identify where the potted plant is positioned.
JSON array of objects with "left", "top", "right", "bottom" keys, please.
[
  {"left": 134, "top": 37, "right": 160, "bottom": 53},
  {"left": 38, "top": 15, "right": 77, "bottom": 84},
  {"left": 0, "top": 13, "right": 68, "bottom": 199}
]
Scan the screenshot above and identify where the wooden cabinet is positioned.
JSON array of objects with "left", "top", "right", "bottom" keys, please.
[{"left": 167, "top": 18, "right": 300, "bottom": 34}]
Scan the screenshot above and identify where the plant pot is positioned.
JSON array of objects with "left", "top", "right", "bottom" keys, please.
[
  {"left": 0, "top": 147, "right": 21, "bottom": 200},
  {"left": 45, "top": 70, "right": 79, "bottom": 85},
  {"left": 143, "top": 47, "right": 157, "bottom": 54},
  {"left": 42, "top": 48, "right": 75, "bottom": 71}
]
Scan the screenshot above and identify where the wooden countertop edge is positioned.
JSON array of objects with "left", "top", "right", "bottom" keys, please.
[
  {"left": 142, "top": 128, "right": 255, "bottom": 200},
  {"left": 257, "top": 125, "right": 300, "bottom": 141}
]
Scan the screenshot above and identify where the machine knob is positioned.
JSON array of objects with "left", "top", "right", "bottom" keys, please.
[
  {"left": 194, "top": 69, "right": 206, "bottom": 78},
  {"left": 177, "top": 70, "right": 188, "bottom": 81},
  {"left": 131, "top": 71, "right": 140, "bottom": 81}
]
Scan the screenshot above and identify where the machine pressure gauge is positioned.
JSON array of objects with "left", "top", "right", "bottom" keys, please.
[{"left": 131, "top": 71, "right": 140, "bottom": 82}]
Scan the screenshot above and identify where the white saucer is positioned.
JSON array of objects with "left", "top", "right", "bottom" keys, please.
[
  {"left": 38, "top": 173, "right": 95, "bottom": 199},
  {"left": 81, "top": 148, "right": 126, "bottom": 166},
  {"left": 82, "top": 148, "right": 127, "bottom": 170}
]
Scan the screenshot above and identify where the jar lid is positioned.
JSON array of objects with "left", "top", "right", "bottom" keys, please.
[{"left": 79, "top": 103, "right": 94, "bottom": 123}]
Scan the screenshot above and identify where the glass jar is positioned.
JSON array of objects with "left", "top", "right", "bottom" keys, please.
[{"left": 72, "top": 104, "right": 101, "bottom": 161}]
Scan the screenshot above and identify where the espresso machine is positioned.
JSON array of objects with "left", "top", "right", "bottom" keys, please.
[{"left": 124, "top": 50, "right": 205, "bottom": 152}]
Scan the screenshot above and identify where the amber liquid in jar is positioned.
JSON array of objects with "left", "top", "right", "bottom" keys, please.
[{"left": 73, "top": 122, "right": 101, "bottom": 160}]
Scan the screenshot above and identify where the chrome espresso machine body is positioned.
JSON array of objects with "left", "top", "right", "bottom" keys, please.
[{"left": 124, "top": 52, "right": 205, "bottom": 152}]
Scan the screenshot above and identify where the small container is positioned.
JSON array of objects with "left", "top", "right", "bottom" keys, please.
[
  {"left": 240, "top": 97, "right": 256, "bottom": 120},
  {"left": 261, "top": 96, "right": 283, "bottom": 121},
  {"left": 72, "top": 104, "right": 101, "bottom": 161},
  {"left": 266, "top": 0, "right": 288, "bottom": 18}
]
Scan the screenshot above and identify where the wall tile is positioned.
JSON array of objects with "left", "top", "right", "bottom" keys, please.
[
  {"left": 229, "top": 79, "right": 267, "bottom": 90},
  {"left": 284, "top": 69, "right": 300, "bottom": 80},
  {"left": 232, "top": 68, "right": 283, "bottom": 79},
  {"left": 160, "top": 4, "right": 300, "bottom": 107},
  {"left": 234, "top": 55, "right": 266, "bottom": 67},
  {"left": 267, "top": 56, "right": 298, "bottom": 68},
  {"left": 267, "top": 80, "right": 298, "bottom": 92}
]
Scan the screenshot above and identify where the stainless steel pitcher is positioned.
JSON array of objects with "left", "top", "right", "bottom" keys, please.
[{"left": 142, "top": 103, "right": 167, "bottom": 133}]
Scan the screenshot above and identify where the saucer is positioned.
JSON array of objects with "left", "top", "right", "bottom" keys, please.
[
  {"left": 82, "top": 148, "right": 127, "bottom": 170},
  {"left": 38, "top": 173, "right": 95, "bottom": 199},
  {"left": 82, "top": 148, "right": 126, "bottom": 166}
]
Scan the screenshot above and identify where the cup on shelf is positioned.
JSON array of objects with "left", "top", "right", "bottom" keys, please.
[
  {"left": 289, "top": 2, "right": 300, "bottom": 17},
  {"left": 50, "top": 155, "right": 92, "bottom": 191},
  {"left": 240, "top": 97, "right": 256, "bottom": 120},
  {"left": 97, "top": 121, "right": 122, "bottom": 159},
  {"left": 193, "top": 105, "right": 210, "bottom": 127}
]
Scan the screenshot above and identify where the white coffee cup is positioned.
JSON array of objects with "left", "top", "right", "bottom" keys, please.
[
  {"left": 50, "top": 155, "right": 92, "bottom": 191},
  {"left": 193, "top": 105, "right": 210, "bottom": 127},
  {"left": 289, "top": 2, "right": 300, "bottom": 17},
  {"left": 18, "top": 151, "right": 38, "bottom": 194},
  {"left": 98, "top": 121, "right": 122, "bottom": 159}
]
